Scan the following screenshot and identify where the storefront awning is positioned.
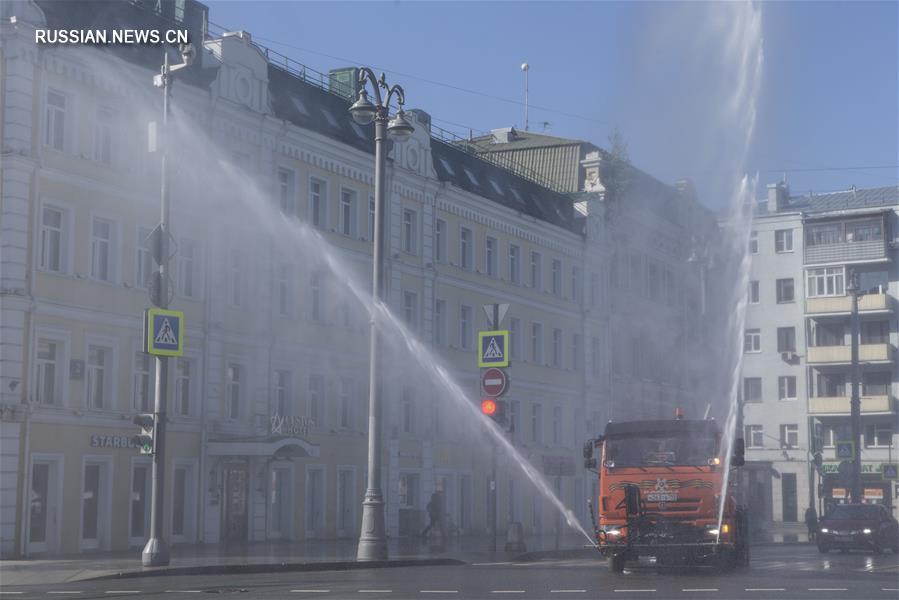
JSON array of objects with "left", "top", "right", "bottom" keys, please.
[{"left": 207, "top": 436, "right": 319, "bottom": 458}]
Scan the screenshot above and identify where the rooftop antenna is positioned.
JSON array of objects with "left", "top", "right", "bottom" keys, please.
[{"left": 521, "top": 62, "right": 529, "bottom": 131}]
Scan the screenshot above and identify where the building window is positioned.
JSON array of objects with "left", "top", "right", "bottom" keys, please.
[
  {"left": 777, "top": 327, "right": 796, "bottom": 353},
  {"left": 309, "top": 177, "right": 327, "bottom": 228},
  {"left": 748, "top": 280, "right": 759, "bottom": 304},
  {"left": 402, "top": 208, "right": 417, "bottom": 253},
  {"left": 846, "top": 219, "right": 883, "bottom": 242},
  {"left": 861, "top": 320, "right": 890, "bottom": 344},
  {"left": 402, "top": 387, "right": 415, "bottom": 434},
  {"left": 780, "top": 424, "right": 799, "bottom": 448},
  {"left": 552, "top": 329, "right": 562, "bottom": 368},
  {"left": 743, "top": 377, "right": 762, "bottom": 403},
  {"left": 552, "top": 406, "right": 562, "bottom": 445},
  {"left": 864, "top": 423, "right": 893, "bottom": 448},
  {"left": 40, "top": 206, "right": 67, "bottom": 273},
  {"left": 531, "top": 322, "right": 544, "bottom": 364},
  {"left": 551, "top": 259, "right": 562, "bottom": 296},
  {"left": 647, "top": 260, "right": 661, "bottom": 301},
  {"left": 133, "top": 352, "right": 153, "bottom": 412},
  {"left": 434, "top": 299, "right": 446, "bottom": 346},
  {"left": 806, "top": 267, "right": 844, "bottom": 298},
  {"left": 813, "top": 322, "right": 844, "bottom": 347},
  {"left": 863, "top": 371, "right": 890, "bottom": 396},
  {"left": 311, "top": 273, "right": 322, "bottom": 322},
  {"left": 45, "top": 89, "right": 67, "bottom": 151},
  {"left": 226, "top": 364, "right": 241, "bottom": 420},
  {"left": 368, "top": 195, "right": 375, "bottom": 241},
  {"left": 460, "top": 227, "right": 473, "bottom": 270},
  {"left": 94, "top": 107, "right": 115, "bottom": 165},
  {"left": 340, "top": 188, "right": 358, "bottom": 237},
  {"left": 278, "top": 168, "right": 296, "bottom": 217},
  {"left": 485, "top": 237, "right": 497, "bottom": 277},
  {"left": 176, "top": 358, "right": 193, "bottom": 416},
  {"left": 178, "top": 240, "right": 199, "bottom": 298},
  {"left": 531, "top": 403, "right": 543, "bottom": 444},
  {"left": 272, "top": 263, "right": 289, "bottom": 317},
  {"left": 273, "top": 369, "right": 290, "bottom": 417},
  {"left": 435, "top": 218, "right": 446, "bottom": 262},
  {"left": 509, "top": 244, "right": 521, "bottom": 284},
  {"left": 228, "top": 250, "right": 244, "bottom": 307},
  {"left": 339, "top": 378, "right": 354, "bottom": 429},
  {"left": 307, "top": 374, "right": 324, "bottom": 427},
  {"left": 749, "top": 231, "right": 758, "bottom": 254},
  {"left": 90, "top": 217, "right": 113, "bottom": 282},
  {"left": 776, "top": 278, "right": 795, "bottom": 303},
  {"left": 86, "top": 345, "right": 110, "bottom": 409},
  {"left": 629, "top": 253, "right": 644, "bottom": 296},
  {"left": 778, "top": 376, "right": 797, "bottom": 401},
  {"left": 136, "top": 227, "right": 153, "bottom": 290},
  {"left": 745, "top": 425, "right": 764, "bottom": 448},
  {"left": 398, "top": 472, "right": 419, "bottom": 507},
  {"left": 403, "top": 290, "right": 418, "bottom": 330},
  {"left": 572, "top": 266, "right": 581, "bottom": 305},
  {"left": 460, "top": 305, "right": 472, "bottom": 349},
  {"left": 530, "top": 251, "right": 543, "bottom": 290},
  {"left": 744, "top": 329, "right": 761, "bottom": 353},
  {"left": 591, "top": 336, "right": 600, "bottom": 375},
  {"left": 572, "top": 334, "right": 582, "bottom": 371},
  {"left": 510, "top": 400, "right": 521, "bottom": 442},
  {"left": 35, "top": 339, "right": 61, "bottom": 405},
  {"left": 509, "top": 317, "right": 521, "bottom": 360},
  {"left": 816, "top": 372, "right": 845, "bottom": 397},
  {"left": 775, "top": 229, "right": 793, "bottom": 253}
]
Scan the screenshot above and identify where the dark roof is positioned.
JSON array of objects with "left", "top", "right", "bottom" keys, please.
[
  {"left": 470, "top": 129, "right": 591, "bottom": 152},
  {"left": 762, "top": 185, "right": 899, "bottom": 215},
  {"left": 603, "top": 419, "right": 720, "bottom": 439}
]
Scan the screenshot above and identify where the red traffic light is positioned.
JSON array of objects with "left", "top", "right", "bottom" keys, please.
[{"left": 481, "top": 399, "right": 497, "bottom": 416}]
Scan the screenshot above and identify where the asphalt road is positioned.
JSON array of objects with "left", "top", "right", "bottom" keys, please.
[{"left": 1, "top": 545, "right": 897, "bottom": 599}]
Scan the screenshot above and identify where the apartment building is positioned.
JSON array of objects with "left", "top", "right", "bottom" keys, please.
[{"left": 743, "top": 182, "right": 899, "bottom": 531}]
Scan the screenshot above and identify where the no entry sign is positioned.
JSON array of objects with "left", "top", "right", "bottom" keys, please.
[{"left": 481, "top": 368, "right": 508, "bottom": 397}]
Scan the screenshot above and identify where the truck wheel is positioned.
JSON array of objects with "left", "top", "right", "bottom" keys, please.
[
  {"left": 610, "top": 553, "right": 625, "bottom": 573},
  {"left": 817, "top": 544, "right": 829, "bottom": 554}
]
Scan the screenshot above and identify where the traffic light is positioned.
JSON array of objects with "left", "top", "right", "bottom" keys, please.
[
  {"left": 480, "top": 398, "right": 507, "bottom": 425},
  {"left": 132, "top": 413, "right": 155, "bottom": 455}
]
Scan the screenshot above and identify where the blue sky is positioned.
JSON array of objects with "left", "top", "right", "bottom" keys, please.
[{"left": 205, "top": 1, "right": 898, "bottom": 209}]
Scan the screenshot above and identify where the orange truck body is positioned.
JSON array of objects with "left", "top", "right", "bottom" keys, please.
[{"left": 586, "top": 418, "right": 748, "bottom": 570}]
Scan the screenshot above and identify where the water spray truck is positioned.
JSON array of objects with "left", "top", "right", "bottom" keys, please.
[{"left": 583, "top": 409, "right": 749, "bottom": 572}]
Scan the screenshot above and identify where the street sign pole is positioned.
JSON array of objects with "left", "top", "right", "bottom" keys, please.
[{"left": 849, "top": 275, "right": 862, "bottom": 504}]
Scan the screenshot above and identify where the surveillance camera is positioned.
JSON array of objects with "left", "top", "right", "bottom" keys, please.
[{"left": 179, "top": 43, "right": 196, "bottom": 66}]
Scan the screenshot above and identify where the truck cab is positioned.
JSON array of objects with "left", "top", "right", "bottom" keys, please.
[{"left": 584, "top": 415, "right": 748, "bottom": 572}]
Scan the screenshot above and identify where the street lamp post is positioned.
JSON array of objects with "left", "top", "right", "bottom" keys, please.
[
  {"left": 848, "top": 272, "right": 863, "bottom": 504},
  {"left": 349, "top": 68, "right": 413, "bottom": 561},
  {"left": 143, "top": 44, "right": 193, "bottom": 567}
]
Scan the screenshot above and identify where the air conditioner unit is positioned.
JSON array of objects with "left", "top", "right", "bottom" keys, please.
[
  {"left": 780, "top": 351, "right": 797, "bottom": 362},
  {"left": 889, "top": 240, "right": 899, "bottom": 250}
]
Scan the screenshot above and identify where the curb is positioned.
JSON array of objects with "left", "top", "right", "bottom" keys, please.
[{"left": 86, "top": 558, "right": 466, "bottom": 581}]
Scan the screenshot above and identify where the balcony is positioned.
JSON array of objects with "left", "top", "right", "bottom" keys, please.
[
  {"left": 805, "top": 293, "right": 892, "bottom": 316},
  {"left": 806, "top": 343, "right": 893, "bottom": 365},
  {"left": 805, "top": 238, "right": 888, "bottom": 265},
  {"left": 808, "top": 395, "right": 896, "bottom": 416}
]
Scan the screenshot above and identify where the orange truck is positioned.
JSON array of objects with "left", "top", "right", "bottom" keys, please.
[{"left": 583, "top": 412, "right": 749, "bottom": 572}]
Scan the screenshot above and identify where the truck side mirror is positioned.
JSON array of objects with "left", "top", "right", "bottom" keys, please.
[
  {"left": 624, "top": 484, "right": 641, "bottom": 517},
  {"left": 731, "top": 438, "right": 745, "bottom": 467},
  {"left": 583, "top": 441, "right": 594, "bottom": 459},
  {"left": 584, "top": 457, "right": 597, "bottom": 469}
]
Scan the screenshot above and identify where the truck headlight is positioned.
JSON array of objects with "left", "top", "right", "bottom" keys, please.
[
  {"left": 707, "top": 529, "right": 719, "bottom": 536},
  {"left": 605, "top": 528, "right": 621, "bottom": 537},
  {"left": 863, "top": 528, "right": 872, "bottom": 535},
  {"left": 820, "top": 528, "right": 829, "bottom": 533}
]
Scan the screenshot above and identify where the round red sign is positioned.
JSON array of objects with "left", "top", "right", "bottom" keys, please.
[{"left": 481, "top": 368, "right": 508, "bottom": 397}]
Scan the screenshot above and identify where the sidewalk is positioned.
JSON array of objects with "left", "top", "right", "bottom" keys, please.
[{"left": 0, "top": 534, "right": 592, "bottom": 586}]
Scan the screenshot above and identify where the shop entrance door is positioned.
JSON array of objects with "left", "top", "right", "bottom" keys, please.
[
  {"left": 28, "top": 458, "right": 60, "bottom": 554},
  {"left": 222, "top": 463, "right": 249, "bottom": 542}
]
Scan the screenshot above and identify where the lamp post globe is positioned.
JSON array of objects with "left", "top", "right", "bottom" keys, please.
[
  {"left": 350, "top": 89, "right": 377, "bottom": 125},
  {"left": 387, "top": 109, "right": 414, "bottom": 141}
]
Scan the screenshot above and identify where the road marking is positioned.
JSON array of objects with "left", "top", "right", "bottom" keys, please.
[
  {"left": 104, "top": 593, "right": 141, "bottom": 595},
  {"left": 550, "top": 591, "right": 587, "bottom": 594},
  {"left": 420, "top": 592, "right": 458, "bottom": 594},
  {"left": 745, "top": 590, "right": 785, "bottom": 592},
  {"left": 614, "top": 591, "right": 656, "bottom": 593},
  {"left": 883, "top": 589, "right": 899, "bottom": 592},
  {"left": 358, "top": 591, "right": 392, "bottom": 594},
  {"left": 164, "top": 592, "right": 203, "bottom": 594},
  {"left": 48, "top": 593, "right": 82, "bottom": 596},
  {"left": 473, "top": 562, "right": 513, "bottom": 566},
  {"left": 682, "top": 590, "right": 717, "bottom": 593},
  {"left": 291, "top": 591, "right": 331, "bottom": 594},
  {"left": 491, "top": 592, "right": 525, "bottom": 594},
  {"left": 808, "top": 589, "right": 848, "bottom": 592},
  {"left": 0, "top": 593, "right": 24, "bottom": 596}
]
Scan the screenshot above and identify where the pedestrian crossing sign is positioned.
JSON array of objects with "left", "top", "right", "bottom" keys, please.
[
  {"left": 883, "top": 464, "right": 898, "bottom": 480},
  {"left": 144, "top": 308, "right": 184, "bottom": 357},
  {"left": 835, "top": 441, "right": 854, "bottom": 461},
  {"left": 478, "top": 330, "right": 509, "bottom": 368}
]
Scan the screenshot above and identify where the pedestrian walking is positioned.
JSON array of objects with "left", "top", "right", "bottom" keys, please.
[
  {"left": 421, "top": 490, "right": 446, "bottom": 541},
  {"left": 805, "top": 506, "right": 818, "bottom": 542}
]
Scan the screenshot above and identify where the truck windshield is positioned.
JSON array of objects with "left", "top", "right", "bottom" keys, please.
[{"left": 606, "top": 434, "right": 718, "bottom": 467}]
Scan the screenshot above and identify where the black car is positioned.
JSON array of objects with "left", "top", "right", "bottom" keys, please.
[{"left": 818, "top": 503, "right": 899, "bottom": 554}]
